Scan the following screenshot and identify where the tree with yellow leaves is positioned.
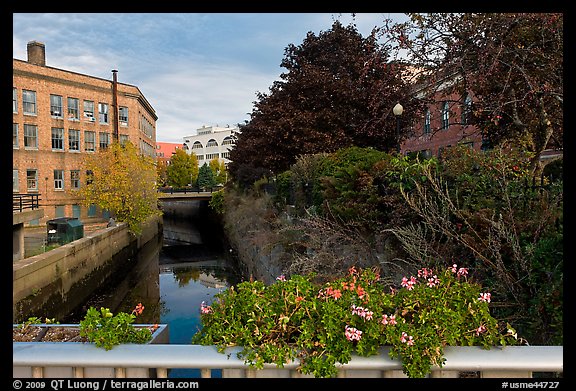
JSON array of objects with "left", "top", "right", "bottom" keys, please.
[{"left": 77, "top": 141, "right": 161, "bottom": 234}]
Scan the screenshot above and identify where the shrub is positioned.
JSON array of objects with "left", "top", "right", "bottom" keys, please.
[{"left": 192, "top": 265, "right": 520, "bottom": 378}]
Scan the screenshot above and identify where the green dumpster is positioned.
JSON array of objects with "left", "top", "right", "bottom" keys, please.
[{"left": 46, "top": 217, "right": 84, "bottom": 245}]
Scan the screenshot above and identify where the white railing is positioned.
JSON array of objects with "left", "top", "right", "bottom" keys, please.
[{"left": 13, "top": 344, "right": 562, "bottom": 379}]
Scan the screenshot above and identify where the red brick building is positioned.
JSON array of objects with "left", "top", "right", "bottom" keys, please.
[
  {"left": 400, "top": 72, "right": 484, "bottom": 158},
  {"left": 13, "top": 41, "right": 158, "bottom": 225}
]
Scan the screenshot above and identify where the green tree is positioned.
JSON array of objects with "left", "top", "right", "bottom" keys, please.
[
  {"left": 228, "top": 19, "right": 422, "bottom": 179},
  {"left": 77, "top": 141, "right": 160, "bottom": 234},
  {"left": 167, "top": 149, "right": 198, "bottom": 187},
  {"left": 156, "top": 158, "right": 168, "bottom": 187},
  {"left": 197, "top": 162, "right": 216, "bottom": 190}
]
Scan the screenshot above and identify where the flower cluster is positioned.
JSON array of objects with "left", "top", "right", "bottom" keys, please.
[{"left": 193, "top": 264, "right": 519, "bottom": 378}]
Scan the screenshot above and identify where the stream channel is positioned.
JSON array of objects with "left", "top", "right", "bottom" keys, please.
[{"left": 61, "top": 212, "right": 244, "bottom": 378}]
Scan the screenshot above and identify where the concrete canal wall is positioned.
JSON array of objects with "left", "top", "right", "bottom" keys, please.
[{"left": 13, "top": 215, "right": 163, "bottom": 323}]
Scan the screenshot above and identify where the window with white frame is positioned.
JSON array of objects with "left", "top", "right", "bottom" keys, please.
[
  {"left": 119, "top": 106, "right": 128, "bottom": 125},
  {"left": 206, "top": 153, "right": 219, "bottom": 160},
  {"left": 441, "top": 101, "right": 450, "bottom": 129},
  {"left": 99, "top": 132, "right": 110, "bottom": 150},
  {"left": 222, "top": 136, "right": 234, "bottom": 145},
  {"left": 50, "top": 95, "right": 63, "bottom": 117},
  {"left": 13, "top": 170, "right": 19, "bottom": 192},
  {"left": 206, "top": 139, "right": 218, "bottom": 147},
  {"left": 68, "top": 97, "right": 79, "bottom": 120},
  {"left": 13, "top": 123, "right": 18, "bottom": 149},
  {"left": 461, "top": 94, "right": 472, "bottom": 125},
  {"left": 26, "top": 169, "right": 38, "bottom": 191},
  {"left": 69, "top": 129, "right": 80, "bottom": 151},
  {"left": 424, "top": 109, "right": 431, "bottom": 134},
  {"left": 192, "top": 141, "right": 203, "bottom": 149},
  {"left": 13, "top": 88, "right": 18, "bottom": 113},
  {"left": 70, "top": 170, "right": 80, "bottom": 189},
  {"left": 24, "top": 124, "right": 38, "bottom": 148},
  {"left": 54, "top": 170, "right": 64, "bottom": 190},
  {"left": 119, "top": 134, "right": 129, "bottom": 144},
  {"left": 84, "top": 100, "right": 95, "bottom": 120},
  {"left": 22, "top": 90, "right": 36, "bottom": 115},
  {"left": 221, "top": 152, "right": 231, "bottom": 159},
  {"left": 99, "top": 102, "right": 109, "bottom": 124},
  {"left": 52, "top": 127, "right": 64, "bottom": 150},
  {"left": 84, "top": 131, "right": 96, "bottom": 152}
]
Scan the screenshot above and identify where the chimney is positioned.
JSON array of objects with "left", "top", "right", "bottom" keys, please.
[{"left": 27, "top": 41, "right": 46, "bottom": 66}]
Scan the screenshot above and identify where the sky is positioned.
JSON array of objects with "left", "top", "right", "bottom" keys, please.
[{"left": 13, "top": 13, "right": 409, "bottom": 143}]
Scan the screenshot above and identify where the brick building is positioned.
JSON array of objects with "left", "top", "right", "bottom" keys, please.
[
  {"left": 13, "top": 41, "right": 158, "bottom": 225},
  {"left": 400, "top": 71, "right": 484, "bottom": 158}
]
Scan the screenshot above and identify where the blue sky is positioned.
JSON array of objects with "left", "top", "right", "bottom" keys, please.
[{"left": 13, "top": 13, "right": 408, "bottom": 143}]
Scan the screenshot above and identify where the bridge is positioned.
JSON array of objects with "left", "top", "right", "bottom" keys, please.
[{"left": 157, "top": 187, "right": 218, "bottom": 201}]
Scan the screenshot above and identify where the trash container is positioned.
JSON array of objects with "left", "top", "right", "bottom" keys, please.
[{"left": 46, "top": 217, "right": 84, "bottom": 245}]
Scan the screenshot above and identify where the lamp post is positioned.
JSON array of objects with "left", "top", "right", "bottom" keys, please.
[{"left": 393, "top": 103, "right": 403, "bottom": 153}]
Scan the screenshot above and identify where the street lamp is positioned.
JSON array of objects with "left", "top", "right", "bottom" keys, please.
[{"left": 393, "top": 103, "right": 404, "bottom": 153}]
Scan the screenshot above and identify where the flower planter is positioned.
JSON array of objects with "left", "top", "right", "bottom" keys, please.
[{"left": 13, "top": 323, "right": 169, "bottom": 378}]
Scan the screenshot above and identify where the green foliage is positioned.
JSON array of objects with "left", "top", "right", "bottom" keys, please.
[
  {"left": 78, "top": 141, "right": 160, "bottom": 234},
  {"left": 197, "top": 162, "right": 217, "bottom": 190},
  {"left": 209, "top": 158, "right": 228, "bottom": 185},
  {"left": 79, "top": 304, "right": 152, "bottom": 350},
  {"left": 192, "top": 265, "right": 519, "bottom": 378},
  {"left": 167, "top": 149, "right": 199, "bottom": 188},
  {"left": 209, "top": 189, "right": 225, "bottom": 215}
]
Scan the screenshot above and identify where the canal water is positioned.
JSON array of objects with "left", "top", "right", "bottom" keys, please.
[{"left": 63, "top": 213, "right": 243, "bottom": 378}]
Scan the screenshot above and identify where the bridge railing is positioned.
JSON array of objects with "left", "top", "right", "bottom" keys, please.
[
  {"left": 13, "top": 344, "right": 563, "bottom": 379},
  {"left": 157, "top": 186, "right": 221, "bottom": 194},
  {"left": 13, "top": 194, "right": 41, "bottom": 212}
]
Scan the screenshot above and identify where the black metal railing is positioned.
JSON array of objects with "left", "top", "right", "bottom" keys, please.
[{"left": 13, "top": 194, "right": 41, "bottom": 212}]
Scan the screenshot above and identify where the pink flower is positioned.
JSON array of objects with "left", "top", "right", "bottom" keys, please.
[
  {"left": 451, "top": 264, "right": 458, "bottom": 273},
  {"left": 400, "top": 332, "right": 414, "bottom": 345},
  {"left": 200, "top": 301, "right": 212, "bottom": 314},
  {"left": 478, "top": 292, "right": 491, "bottom": 303},
  {"left": 475, "top": 325, "right": 487, "bottom": 336},
  {"left": 345, "top": 325, "right": 362, "bottom": 341},
  {"left": 426, "top": 275, "right": 439, "bottom": 288},
  {"left": 457, "top": 267, "right": 469, "bottom": 277},
  {"left": 276, "top": 275, "right": 286, "bottom": 282}
]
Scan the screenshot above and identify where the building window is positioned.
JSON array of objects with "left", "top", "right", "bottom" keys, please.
[
  {"left": 206, "top": 153, "right": 219, "bottom": 160},
  {"left": 52, "top": 127, "right": 65, "bottom": 150},
  {"left": 72, "top": 204, "right": 81, "bottom": 218},
  {"left": 99, "top": 132, "right": 110, "bottom": 150},
  {"left": 192, "top": 141, "right": 203, "bottom": 149},
  {"left": 196, "top": 154, "right": 204, "bottom": 161},
  {"left": 69, "top": 129, "right": 80, "bottom": 151},
  {"left": 84, "top": 100, "right": 95, "bottom": 120},
  {"left": 13, "top": 123, "right": 19, "bottom": 149},
  {"left": 13, "top": 170, "right": 19, "bottom": 192},
  {"left": 441, "top": 101, "right": 450, "bottom": 129},
  {"left": 88, "top": 204, "right": 97, "bottom": 217},
  {"left": 26, "top": 169, "right": 38, "bottom": 191},
  {"left": 22, "top": 90, "right": 37, "bottom": 115},
  {"left": 99, "top": 103, "right": 109, "bottom": 124},
  {"left": 119, "top": 134, "right": 129, "bottom": 145},
  {"left": 86, "top": 170, "right": 93, "bottom": 185},
  {"left": 119, "top": 106, "right": 128, "bottom": 125},
  {"left": 54, "top": 170, "right": 64, "bottom": 190},
  {"left": 424, "top": 109, "right": 431, "bottom": 135},
  {"left": 221, "top": 152, "right": 231, "bottom": 159},
  {"left": 461, "top": 94, "right": 472, "bottom": 125},
  {"left": 24, "top": 124, "right": 38, "bottom": 149},
  {"left": 84, "top": 131, "right": 96, "bottom": 152},
  {"left": 50, "top": 95, "right": 63, "bottom": 117},
  {"left": 222, "top": 136, "right": 234, "bottom": 145},
  {"left": 70, "top": 170, "right": 80, "bottom": 189},
  {"left": 68, "top": 97, "right": 80, "bottom": 120},
  {"left": 206, "top": 139, "right": 218, "bottom": 147},
  {"left": 55, "top": 205, "right": 65, "bottom": 218},
  {"left": 13, "top": 88, "right": 18, "bottom": 113}
]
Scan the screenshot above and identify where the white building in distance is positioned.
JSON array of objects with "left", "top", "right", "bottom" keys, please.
[{"left": 182, "top": 124, "right": 239, "bottom": 167}]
